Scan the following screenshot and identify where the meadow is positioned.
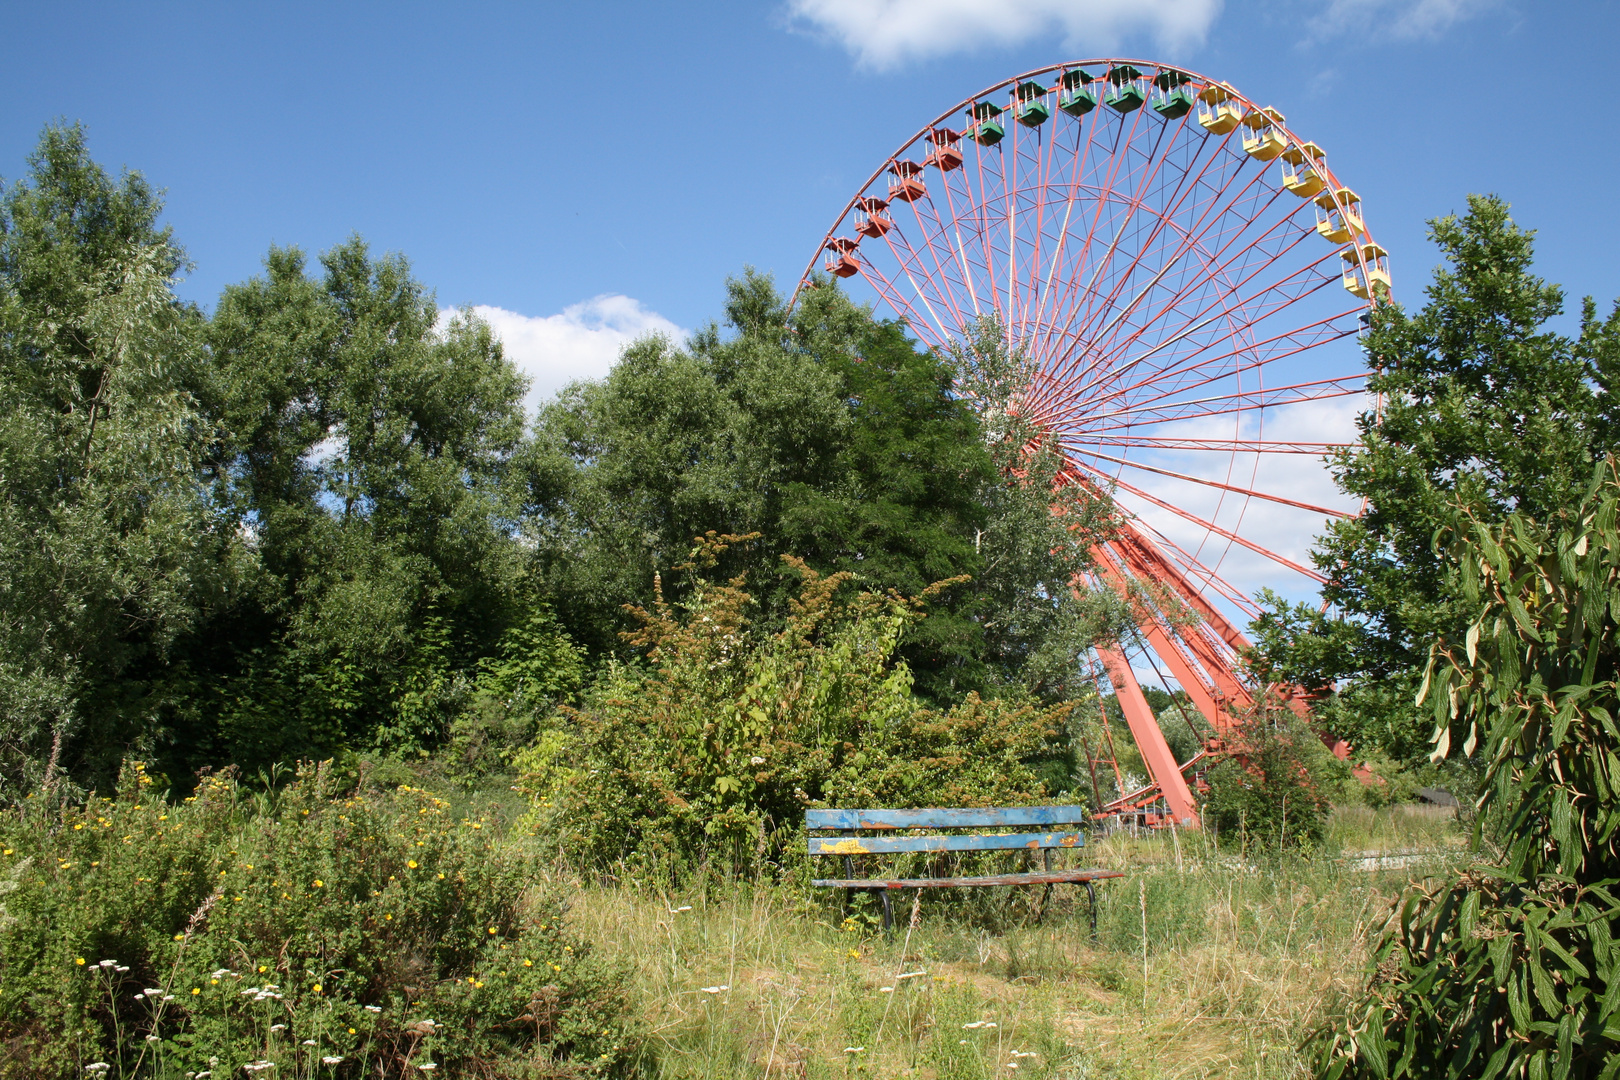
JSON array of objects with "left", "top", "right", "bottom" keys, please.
[{"left": 564, "top": 807, "right": 1467, "bottom": 1080}]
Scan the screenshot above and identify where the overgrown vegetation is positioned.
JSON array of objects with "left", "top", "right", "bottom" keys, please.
[
  {"left": 1312, "top": 460, "right": 1620, "bottom": 1077},
  {"left": 0, "top": 763, "right": 633, "bottom": 1077}
]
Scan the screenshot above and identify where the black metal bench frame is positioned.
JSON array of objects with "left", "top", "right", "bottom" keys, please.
[{"left": 807, "top": 806, "right": 1124, "bottom": 932}]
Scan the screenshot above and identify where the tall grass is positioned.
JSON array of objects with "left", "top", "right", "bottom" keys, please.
[{"left": 548, "top": 809, "right": 1470, "bottom": 1079}]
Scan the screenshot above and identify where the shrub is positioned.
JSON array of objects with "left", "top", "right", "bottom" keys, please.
[
  {"left": 0, "top": 761, "right": 633, "bottom": 1078},
  {"left": 1202, "top": 709, "right": 1332, "bottom": 853},
  {"left": 1312, "top": 460, "right": 1620, "bottom": 1078},
  {"left": 519, "top": 534, "right": 1070, "bottom": 879}
]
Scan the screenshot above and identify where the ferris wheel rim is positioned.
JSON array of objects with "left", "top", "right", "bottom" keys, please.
[{"left": 788, "top": 56, "right": 1387, "bottom": 315}]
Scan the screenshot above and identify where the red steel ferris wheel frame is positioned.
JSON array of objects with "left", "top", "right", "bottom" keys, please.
[{"left": 789, "top": 59, "right": 1387, "bottom": 827}]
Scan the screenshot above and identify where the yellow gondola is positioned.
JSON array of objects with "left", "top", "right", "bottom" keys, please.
[
  {"left": 1315, "top": 188, "right": 1364, "bottom": 244},
  {"left": 1196, "top": 81, "right": 1241, "bottom": 134},
  {"left": 1280, "top": 142, "right": 1326, "bottom": 198},
  {"left": 1342, "top": 242, "right": 1390, "bottom": 299},
  {"left": 1241, "top": 106, "right": 1287, "bottom": 160}
]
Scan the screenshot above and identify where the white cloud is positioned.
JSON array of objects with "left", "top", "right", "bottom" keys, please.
[
  {"left": 451, "top": 296, "right": 686, "bottom": 415},
  {"left": 1308, "top": 0, "right": 1499, "bottom": 40},
  {"left": 785, "top": 0, "right": 1223, "bottom": 70}
]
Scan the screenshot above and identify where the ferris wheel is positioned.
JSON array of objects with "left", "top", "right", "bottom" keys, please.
[{"left": 791, "top": 60, "right": 1390, "bottom": 827}]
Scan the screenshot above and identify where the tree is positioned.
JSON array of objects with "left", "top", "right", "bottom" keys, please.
[
  {"left": 0, "top": 124, "right": 231, "bottom": 792},
  {"left": 1250, "top": 196, "right": 1620, "bottom": 762},
  {"left": 175, "top": 238, "right": 535, "bottom": 768},
  {"left": 1313, "top": 459, "right": 1620, "bottom": 1078}
]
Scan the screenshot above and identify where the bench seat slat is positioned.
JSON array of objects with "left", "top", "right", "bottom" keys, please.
[
  {"left": 811, "top": 869, "right": 1124, "bottom": 889},
  {"left": 806, "top": 806, "right": 1088, "bottom": 831},
  {"left": 808, "top": 830, "right": 1084, "bottom": 855}
]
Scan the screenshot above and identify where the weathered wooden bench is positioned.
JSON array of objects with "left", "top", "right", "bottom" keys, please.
[{"left": 807, "top": 806, "right": 1124, "bottom": 932}]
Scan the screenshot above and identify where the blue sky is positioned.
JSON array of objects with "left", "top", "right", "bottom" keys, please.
[{"left": 5, "top": 0, "right": 1615, "bottom": 360}]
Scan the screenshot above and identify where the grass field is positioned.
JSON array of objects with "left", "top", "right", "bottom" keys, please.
[{"left": 550, "top": 806, "right": 1470, "bottom": 1080}]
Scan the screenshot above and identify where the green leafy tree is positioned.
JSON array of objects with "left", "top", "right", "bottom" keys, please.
[
  {"left": 179, "top": 239, "right": 535, "bottom": 767},
  {"left": 0, "top": 124, "right": 233, "bottom": 792},
  {"left": 1251, "top": 196, "right": 1620, "bottom": 762},
  {"left": 1313, "top": 459, "right": 1620, "bottom": 1078}
]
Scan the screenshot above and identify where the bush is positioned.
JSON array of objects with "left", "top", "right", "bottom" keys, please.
[
  {"left": 0, "top": 761, "right": 633, "bottom": 1078},
  {"left": 518, "top": 535, "right": 1071, "bottom": 879},
  {"left": 1202, "top": 709, "right": 1332, "bottom": 852}
]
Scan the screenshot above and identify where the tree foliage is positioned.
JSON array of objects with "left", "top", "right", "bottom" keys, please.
[
  {"left": 1313, "top": 459, "right": 1620, "bottom": 1078},
  {"left": 0, "top": 124, "right": 232, "bottom": 790},
  {"left": 1251, "top": 195, "right": 1620, "bottom": 762}
]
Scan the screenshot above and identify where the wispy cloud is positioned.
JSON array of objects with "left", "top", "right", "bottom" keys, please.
[
  {"left": 451, "top": 296, "right": 686, "bottom": 416},
  {"left": 784, "top": 0, "right": 1223, "bottom": 70},
  {"left": 1308, "top": 0, "right": 1500, "bottom": 41}
]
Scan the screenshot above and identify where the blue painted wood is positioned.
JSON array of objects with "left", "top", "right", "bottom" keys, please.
[
  {"left": 811, "top": 868, "right": 1125, "bottom": 889},
  {"left": 805, "top": 806, "right": 1090, "bottom": 831},
  {"left": 808, "top": 830, "right": 1085, "bottom": 855}
]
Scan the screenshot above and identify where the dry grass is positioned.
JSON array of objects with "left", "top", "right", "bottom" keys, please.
[{"left": 544, "top": 807, "right": 1470, "bottom": 1079}]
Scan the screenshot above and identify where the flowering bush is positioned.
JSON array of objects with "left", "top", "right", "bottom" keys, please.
[
  {"left": 519, "top": 534, "right": 1070, "bottom": 879},
  {"left": 0, "top": 761, "right": 632, "bottom": 1078}
]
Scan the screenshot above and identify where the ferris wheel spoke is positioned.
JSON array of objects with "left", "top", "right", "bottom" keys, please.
[
  {"left": 1026, "top": 104, "right": 1158, "bottom": 362},
  {"left": 1083, "top": 434, "right": 1348, "bottom": 454},
  {"left": 1052, "top": 131, "right": 1259, "bottom": 369},
  {"left": 1071, "top": 374, "right": 1366, "bottom": 431},
  {"left": 1070, "top": 445, "right": 1352, "bottom": 517},
  {"left": 1054, "top": 188, "right": 1322, "bottom": 395},
  {"left": 1040, "top": 158, "right": 1290, "bottom": 391},
  {"left": 1090, "top": 213, "right": 1334, "bottom": 375},
  {"left": 1043, "top": 112, "right": 1194, "bottom": 364},
  {"left": 853, "top": 245, "right": 949, "bottom": 343},
  {"left": 870, "top": 222, "right": 960, "bottom": 344},
  {"left": 1048, "top": 245, "right": 1349, "bottom": 421},
  {"left": 1071, "top": 458, "right": 1326, "bottom": 582},
  {"left": 1056, "top": 301, "right": 1362, "bottom": 424}
]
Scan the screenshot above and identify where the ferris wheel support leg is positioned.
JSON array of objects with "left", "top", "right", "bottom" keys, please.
[
  {"left": 1091, "top": 545, "right": 1228, "bottom": 733},
  {"left": 1095, "top": 645, "right": 1201, "bottom": 829}
]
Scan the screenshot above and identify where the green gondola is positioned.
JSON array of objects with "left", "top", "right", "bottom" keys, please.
[
  {"left": 972, "top": 119, "right": 1005, "bottom": 145},
  {"left": 1105, "top": 65, "right": 1145, "bottom": 113},
  {"left": 1060, "top": 68, "right": 1096, "bottom": 116},
  {"left": 1153, "top": 86, "right": 1195, "bottom": 119}
]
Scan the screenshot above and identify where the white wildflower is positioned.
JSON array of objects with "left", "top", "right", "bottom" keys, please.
[
  {"left": 364, "top": 1004, "right": 382, "bottom": 1013},
  {"left": 699, "top": 985, "right": 729, "bottom": 994},
  {"left": 896, "top": 970, "right": 928, "bottom": 980},
  {"left": 878, "top": 986, "right": 894, "bottom": 993},
  {"left": 144, "top": 1035, "right": 160, "bottom": 1042},
  {"left": 303, "top": 1039, "right": 317, "bottom": 1045},
  {"left": 843, "top": 1046, "right": 865, "bottom": 1054},
  {"left": 322, "top": 1057, "right": 344, "bottom": 1065}
]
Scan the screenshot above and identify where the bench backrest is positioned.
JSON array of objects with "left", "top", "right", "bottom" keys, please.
[{"left": 806, "top": 806, "right": 1088, "bottom": 856}]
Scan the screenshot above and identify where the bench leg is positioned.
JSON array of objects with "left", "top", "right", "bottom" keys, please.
[
  {"left": 1035, "top": 882, "right": 1053, "bottom": 925},
  {"left": 876, "top": 888, "right": 893, "bottom": 933},
  {"left": 1084, "top": 880, "right": 1098, "bottom": 939}
]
